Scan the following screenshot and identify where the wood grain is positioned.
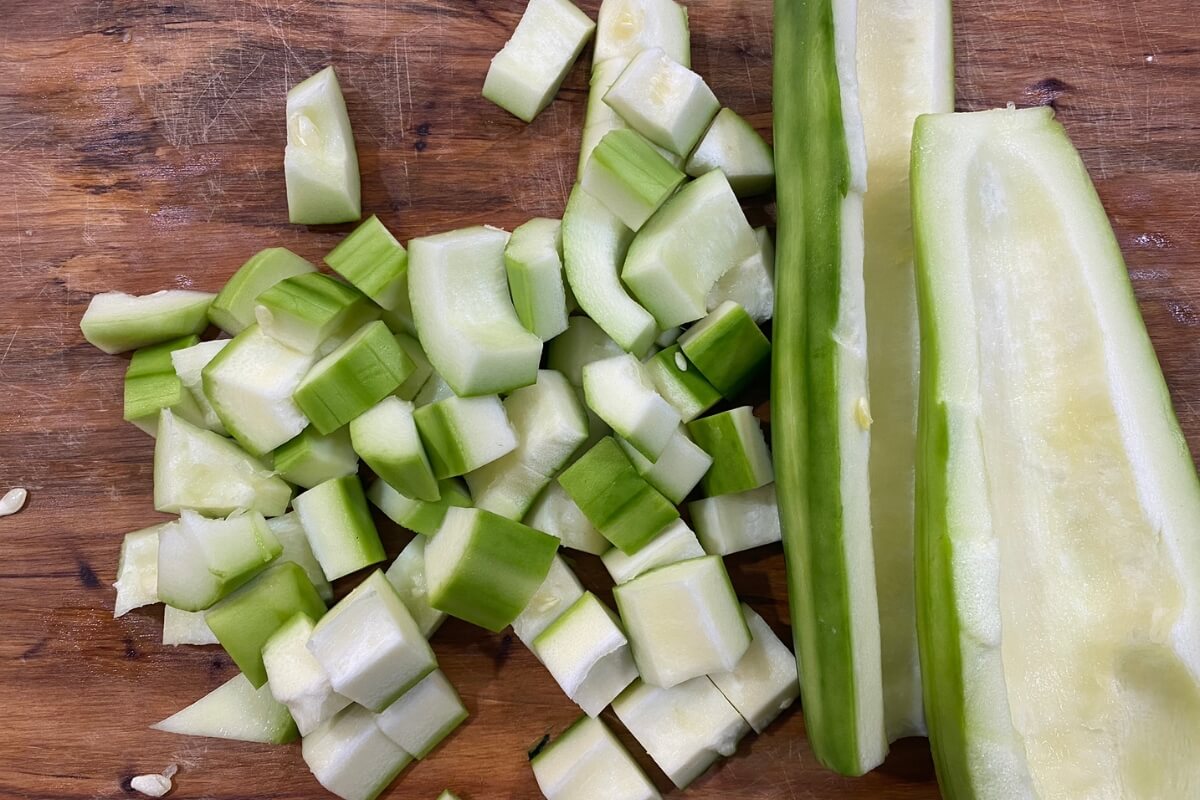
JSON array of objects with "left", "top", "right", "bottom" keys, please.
[{"left": 1, "top": 0, "right": 1198, "bottom": 798}]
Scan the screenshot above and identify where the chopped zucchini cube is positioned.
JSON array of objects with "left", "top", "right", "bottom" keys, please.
[
  {"left": 302, "top": 704, "right": 412, "bottom": 800},
  {"left": 255, "top": 272, "right": 379, "bottom": 354},
  {"left": 393, "top": 332, "right": 433, "bottom": 400},
  {"left": 601, "top": 519, "right": 704, "bottom": 585},
  {"left": 152, "top": 673, "right": 299, "bottom": 744},
  {"left": 686, "top": 406, "right": 774, "bottom": 496},
  {"left": 512, "top": 555, "right": 586, "bottom": 648},
  {"left": 546, "top": 315, "right": 625, "bottom": 387},
  {"left": 414, "top": 395, "right": 518, "bottom": 479},
  {"left": 156, "top": 510, "right": 282, "bottom": 613},
  {"left": 602, "top": 47, "right": 717, "bottom": 156},
  {"left": 267, "top": 511, "right": 334, "bottom": 602},
  {"left": 678, "top": 301, "right": 770, "bottom": 397},
  {"left": 685, "top": 108, "right": 775, "bottom": 197},
  {"left": 208, "top": 247, "right": 317, "bottom": 335},
  {"left": 504, "top": 217, "right": 570, "bottom": 341},
  {"left": 80, "top": 290, "right": 215, "bottom": 355},
  {"left": 367, "top": 477, "right": 472, "bottom": 537},
  {"left": 325, "top": 215, "right": 409, "bottom": 310},
  {"left": 113, "top": 524, "right": 166, "bottom": 617},
  {"left": 273, "top": 425, "right": 359, "bottom": 490},
  {"left": 708, "top": 604, "right": 799, "bottom": 733},
  {"left": 531, "top": 715, "right": 661, "bottom": 800},
  {"left": 618, "top": 427, "right": 711, "bottom": 504},
  {"left": 293, "top": 475, "right": 386, "bottom": 581},
  {"left": 593, "top": 0, "right": 690, "bottom": 65},
  {"left": 533, "top": 592, "right": 638, "bottom": 716},
  {"left": 690, "top": 484, "right": 781, "bottom": 556},
  {"left": 285, "top": 66, "right": 360, "bottom": 225},
  {"left": 581, "top": 128, "right": 686, "bottom": 231},
  {"left": 123, "top": 335, "right": 206, "bottom": 434},
  {"left": 374, "top": 669, "right": 467, "bottom": 759},
  {"left": 170, "top": 339, "right": 231, "bottom": 434},
  {"left": 642, "top": 344, "right": 721, "bottom": 422},
  {"left": 384, "top": 534, "right": 447, "bottom": 638},
  {"left": 707, "top": 225, "right": 774, "bottom": 323},
  {"left": 350, "top": 397, "right": 439, "bottom": 502},
  {"left": 162, "top": 605, "right": 219, "bottom": 646},
  {"left": 525, "top": 482, "right": 610, "bottom": 555},
  {"left": 261, "top": 613, "right": 350, "bottom": 735},
  {"left": 582, "top": 354, "right": 680, "bottom": 460}
]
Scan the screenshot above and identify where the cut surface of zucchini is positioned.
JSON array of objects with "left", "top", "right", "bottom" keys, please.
[
  {"left": 709, "top": 604, "right": 800, "bottom": 733},
  {"left": 547, "top": 315, "right": 626, "bottom": 387},
  {"left": 708, "top": 226, "right": 775, "bottom": 323},
  {"left": 685, "top": 108, "right": 775, "bottom": 197},
  {"left": 384, "top": 534, "right": 447, "bottom": 638},
  {"left": 114, "top": 524, "right": 166, "bottom": 617},
  {"left": 350, "top": 397, "right": 439, "bottom": 503},
  {"left": 409, "top": 225, "right": 542, "bottom": 396},
  {"left": 677, "top": 301, "right": 771, "bottom": 398},
  {"left": 642, "top": 344, "right": 721, "bottom": 423},
  {"left": 601, "top": 519, "right": 704, "bottom": 585},
  {"left": 533, "top": 592, "right": 638, "bottom": 716},
  {"left": 512, "top": 554, "right": 586, "bottom": 647},
  {"left": 414, "top": 394, "right": 518, "bottom": 479},
  {"left": 80, "top": 290, "right": 215, "bottom": 355},
  {"left": 208, "top": 247, "right": 317, "bottom": 335},
  {"left": 524, "top": 482, "right": 610, "bottom": 555},
  {"left": 374, "top": 669, "right": 467, "bottom": 759},
  {"left": 687, "top": 406, "right": 774, "bottom": 497},
  {"left": 273, "top": 425, "right": 359, "bottom": 490},
  {"left": 505, "top": 217, "right": 570, "bottom": 341},
  {"left": 285, "top": 66, "right": 361, "bottom": 225},
  {"left": 602, "top": 47, "right": 717, "bottom": 156},
  {"left": 531, "top": 715, "right": 661, "bottom": 800},
  {"left": 170, "top": 339, "right": 231, "bottom": 434},
  {"left": 254, "top": 272, "right": 378, "bottom": 354},
  {"left": 690, "top": 483, "right": 781, "bottom": 556},
  {"left": 325, "top": 215, "right": 409, "bottom": 310},
  {"left": 582, "top": 354, "right": 680, "bottom": 460},
  {"left": 302, "top": 704, "right": 412, "bottom": 800},
  {"left": 368, "top": 477, "right": 472, "bottom": 537},
  {"left": 162, "top": 605, "right": 220, "bottom": 646},
  {"left": 617, "top": 427, "right": 711, "bottom": 505},
  {"left": 156, "top": 510, "right": 281, "bottom": 613},
  {"left": 124, "top": 335, "right": 206, "bottom": 434},
  {"left": 152, "top": 672, "right": 299, "bottom": 744},
  {"left": 293, "top": 475, "right": 386, "bottom": 581},
  {"left": 580, "top": 128, "right": 686, "bottom": 231},
  {"left": 267, "top": 511, "right": 334, "bottom": 602},
  {"left": 261, "top": 613, "right": 350, "bottom": 736},
  {"left": 482, "top": 0, "right": 596, "bottom": 123},
  {"left": 593, "top": 0, "right": 689, "bottom": 65}
]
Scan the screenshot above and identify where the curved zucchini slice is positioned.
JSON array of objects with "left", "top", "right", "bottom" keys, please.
[{"left": 914, "top": 106, "right": 1200, "bottom": 800}]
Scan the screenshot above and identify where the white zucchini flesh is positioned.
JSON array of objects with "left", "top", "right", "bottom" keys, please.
[
  {"left": 384, "top": 535, "right": 447, "bottom": 638},
  {"left": 302, "top": 705, "right": 412, "bottom": 800},
  {"left": 415, "top": 395, "right": 519, "bottom": 479},
  {"left": 914, "top": 106, "right": 1200, "bottom": 799},
  {"left": 600, "top": 519, "right": 704, "bottom": 585},
  {"left": 531, "top": 715, "right": 662, "bottom": 800},
  {"left": 261, "top": 613, "right": 351, "bottom": 736},
  {"left": 685, "top": 108, "right": 776, "bottom": 198},
  {"left": 618, "top": 427, "right": 712, "bottom": 505},
  {"left": 79, "top": 290, "right": 214, "bottom": 355},
  {"left": 611, "top": 677, "right": 749, "bottom": 789},
  {"left": 374, "top": 669, "right": 468, "bottom": 759},
  {"left": 350, "top": 397, "right": 439, "bottom": 503},
  {"left": 162, "top": 606, "right": 219, "bottom": 646},
  {"left": 293, "top": 476, "right": 386, "bottom": 582},
  {"left": 546, "top": 315, "right": 626, "bottom": 387},
  {"left": 582, "top": 354, "right": 680, "bottom": 460},
  {"left": 512, "top": 555, "right": 586, "bottom": 648},
  {"left": 578, "top": 58, "right": 686, "bottom": 179},
  {"left": 152, "top": 673, "right": 298, "bottom": 744},
  {"left": 367, "top": 477, "right": 472, "bottom": 538},
  {"left": 170, "top": 339, "right": 230, "bottom": 435},
  {"left": 524, "top": 482, "right": 610, "bottom": 556},
  {"left": 273, "top": 426, "right": 360, "bottom": 491},
  {"left": 504, "top": 217, "right": 570, "bottom": 341},
  {"left": 155, "top": 510, "right": 281, "bottom": 612},
  {"left": 708, "top": 604, "right": 800, "bottom": 734},
  {"left": 602, "top": 47, "right": 718, "bottom": 157},
  {"left": 266, "top": 511, "right": 334, "bottom": 603},
  {"left": 533, "top": 592, "right": 638, "bottom": 717},
  {"left": 593, "top": 0, "right": 689, "bottom": 66},
  {"left": 690, "top": 483, "right": 781, "bottom": 556},
  {"left": 707, "top": 226, "right": 774, "bottom": 323},
  {"left": 113, "top": 524, "right": 165, "bottom": 617},
  {"left": 285, "top": 66, "right": 361, "bottom": 225},
  {"left": 408, "top": 225, "right": 543, "bottom": 396}
]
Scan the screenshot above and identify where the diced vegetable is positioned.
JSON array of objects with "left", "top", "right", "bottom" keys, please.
[
  {"left": 414, "top": 395, "right": 518, "bottom": 479},
  {"left": 617, "top": 427, "right": 711, "bottom": 504},
  {"left": 350, "top": 397, "right": 439, "bottom": 502},
  {"left": 267, "top": 511, "right": 334, "bottom": 602},
  {"left": 512, "top": 555, "right": 585, "bottom": 648},
  {"left": 80, "top": 290, "right": 214, "bottom": 355},
  {"left": 293, "top": 320, "right": 414, "bottom": 434},
  {"left": 708, "top": 226, "right": 774, "bottom": 323},
  {"left": 153, "top": 410, "right": 291, "bottom": 517},
  {"left": 113, "top": 524, "right": 165, "bottom": 617},
  {"left": 368, "top": 477, "right": 472, "bottom": 537},
  {"left": 505, "top": 218, "right": 570, "bottom": 341},
  {"left": 152, "top": 673, "right": 299, "bottom": 744},
  {"left": 685, "top": 108, "right": 775, "bottom": 197},
  {"left": 602, "top": 47, "right": 716, "bottom": 156},
  {"left": 525, "top": 482, "right": 610, "bottom": 555},
  {"left": 425, "top": 507, "right": 558, "bottom": 632},
  {"left": 623, "top": 171, "right": 758, "bottom": 328},
  {"left": 641, "top": 346, "right": 719, "bottom": 424},
  {"left": 611, "top": 677, "right": 748, "bottom": 789},
  {"left": 379, "top": 294, "right": 417, "bottom": 337},
  {"left": 531, "top": 715, "right": 661, "bottom": 800},
  {"left": 533, "top": 592, "right": 638, "bottom": 716},
  {"left": 285, "top": 66, "right": 361, "bottom": 225},
  {"left": 308, "top": 570, "right": 436, "bottom": 711},
  {"left": 254, "top": 272, "right": 378, "bottom": 354},
  {"left": 261, "top": 613, "right": 350, "bottom": 735},
  {"left": 273, "top": 426, "right": 359, "bottom": 490},
  {"left": 600, "top": 519, "right": 704, "bottom": 584},
  {"left": 546, "top": 315, "right": 625, "bottom": 387},
  {"left": 687, "top": 406, "right": 773, "bottom": 496},
  {"left": 556, "top": 437, "right": 678, "bottom": 554},
  {"left": 162, "top": 606, "right": 219, "bottom": 646},
  {"left": 613, "top": 555, "right": 749, "bottom": 687},
  {"left": 202, "top": 324, "right": 315, "bottom": 455},
  {"left": 156, "top": 510, "right": 281, "bottom": 613},
  {"left": 593, "top": 0, "right": 690, "bottom": 66},
  {"left": 208, "top": 248, "right": 317, "bottom": 335},
  {"left": 709, "top": 604, "right": 799, "bottom": 733},
  {"left": 123, "top": 335, "right": 206, "bottom": 435},
  {"left": 690, "top": 483, "right": 780, "bottom": 556},
  {"left": 483, "top": 0, "right": 596, "bottom": 123},
  {"left": 582, "top": 354, "right": 680, "bottom": 461},
  {"left": 205, "top": 561, "right": 327, "bottom": 688},
  {"left": 170, "top": 339, "right": 231, "bottom": 434},
  {"left": 677, "top": 301, "right": 770, "bottom": 397},
  {"left": 580, "top": 129, "right": 686, "bottom": 231},
  {"left": 409, "top": 225, "right": 542, "bottom": 396},
  {"left": 393, "top": 333, "right": 433, "bottom": 400},
  {"left": 293, "top": 475, "right": 386, "bottom": 581},
  {"left": 384, "top": 535, "right": 446, "bottom": 638},
  {"left": 374, "top": 670, "right": 467, "bottom": 759},
  {"left": 302, "top": 704, "right": 412, "bottom": 800},
  {"left": 325, "top": 215, "right": 409, "bottom": 310}
]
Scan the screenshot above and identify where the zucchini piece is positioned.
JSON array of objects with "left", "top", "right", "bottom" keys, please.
[
  {"left": 425, "top": 507, "right": 559, "bottom": 632},
  {"left": 202, "top": 324, "right": 315, "bottom": 455},
  {"left": 254, "top": 272, "right": 379, "bottom": 354},
  {"left": 690, "top": 484, "right": 781, "bottom": 556},
  {"left": 594, "top": 0, "right": 689, "bottom": 65},
  {"left": 617, "top": 427, "right": 712, "bottom": 505},
  {"left": 368, "top": 477, "right": 472, "bottom": 537},
  {"left": 613, "top": 555, "right": 749, "bottom": 687},
  {"left": 325, "top": 215, "right": 409, "bottom": 310},
  {"left": 582, "top": 354, "right": 680, "bottom": 460},
  {"left": 600, "top": 519, "right": 704, "bottom": 585},
  {"left": 512, "top": 555, "right": 585, "bottom": 648},
  {"left": 578, "top": 58, "right": 688, "bottom": 177},
  {"left": 409, "top": 225, "right": 542, "bottom": 396},
  {"left": 261, "top": 613, "right": 351, "bottom": 735},
  {"left": 413, "top": 372, "right": 456, "bottom": 407},
  {"left": 293, "top": 475, "right": 386, "bottom": 581},
  {"left": 153, "top": 410, "right": 292, "bottom": 517},
  {"left": 708, "top": 226, "right": 774, "bottom": 323},
  {"left": 123, "top": 335, "right": 206, "bottom": 435},
  {"left": 80, "top": 290, "right": 214, "bottom": 355},
  {"left": 393, "top": 333, "right": 433, "bottom": 401},
  {"left": 913, "top": 106, "right": 1200, "bottom": 798},
  {"left": 156, "top": 510, "right": 281, "bottom": 613},
  {"left": 272, "top": 426, "right": 359, "bottom": 490},
  {"left": 685, "top": 108, "right": 775, "bottom": 197},
  {"left": 525, "top": 481, "right": 610, "bottom": 555},
  {"left": 561, "top": 185, "right": 657, "bottom": 357},
  {"left": 208, "top": 248, "right": 317, "bottom": 335},
  {"left": 482, "top": 0, "right": 596, "bottom": 123},
  {"left": 709, "top": 604, "right": 800, "bottom": 733},
  {"left": 677, "top": 301, "right": 771, "bottom": 398},
  {"left": 294, "top": 320, "right": 414, "bottom": 434},
  {"left": 170, "top": 339, "right": 231, "bottom": 434},
  {"left": 687, "top": 406, "right": 774, "bottom": 497},
  {"left": 642, "top": 345, "right": 721, "bottom": 422},
  {"left": 556, "top": 437, "right": 679, "bottom": 554},
  {"left": 267, "top": 511, "right": 334, "bottom": 602},
  {"left": 533, "top": 592, "right": 638, "bottom": 717},
  {"left": 384, "top": 534, "right": 447, "bottom": 638},
  {"left": 602, "top": 47, "right": 717, "bottom": 156},
  {"left": 531, "top": 715, "right": 661, "bottom": 800},
  {"left": 465, "top": 370, "right": 588, "bottom": 520},
  {"left": 546, "top": 315, "right": 625, "bottom": 387},
  {"left": 350, "top": 397, "right": 439, "bottom": 502},
  {"left": 113, "top": 524, "right": 166, "bottom": 617},
  {"left": 285, "top": 66, "right": 360, "bottom": 225},
  {"left": 302, "top": 704, "right": 412, "bottom": 800},
  {"left": 374, "top": 669, "right": 467, "bottom": 759},
  {"left": 308, "top": 570, "right": 437, "bottom": 711},
  {"left": 162, "top": 606, "right": 219, "bottom": 646},
  {"left": 505, "top": 217, "right": 570, "bottom": 341},
  {"left": 611, "top": 677, "right": 748, "bottom": 789},
  {"left": 623, "top": 170, "right": 758, "bottom": 329},
  {"left": 580, "top": 129, "right": 686, "bottom": 231},
  {"left": 152, "top": 673, "right": 299, "bottom": 745},
  {"left": 205, "top": 561, "right": 327, "bottom": 688},
  {"left": 414, "top": 395, "right": 517, "bottom": 479}
]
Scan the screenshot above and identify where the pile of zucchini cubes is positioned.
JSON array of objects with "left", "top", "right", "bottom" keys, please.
[{"left": 92, "top": 0, "right": 797, "bottom": 798}]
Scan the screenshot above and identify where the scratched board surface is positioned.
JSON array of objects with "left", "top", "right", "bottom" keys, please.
[{"left": 1, "top": 1, "right": 1198, "bottom": 798}]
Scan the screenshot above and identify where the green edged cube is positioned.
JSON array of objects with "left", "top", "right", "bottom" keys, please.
[
  {"left": 686, "top": 406, "right": 774, "bottom": 496},
  {"left": 368, "top": 477, "right": 472, "bottom": 537},
  {"left": 414, "top": 395, "right": 517, "bottom": 479},
  {"left": 643, "top": 344, "right": 721, "bottom": 422},
  {"left": 273, "top": 425, "right": 359, "bottom": 489},
  {"left": 685, "top": 107, "right": 775, "bottom": 197},
  {"left": 325, "top": 215, "right": 409, "bottom": 310},
  {"left": 504, "top": 217, "right": 569, "bottom": 341},
  {"left": 384, "top": 534, "right": 447, "bottom": 638},
  {"left": 678, "top": 301, "right": 770, "bottom": 397},
  {"left": 690, "top": 483, "right": 780, "bottom": 556},
  {"left": 350, "top": 397, "right": 439, "bottom": 502},
  {"left": 80, "top": 290, "right": 214, "bottom": 355},
  {"left": 255, "top": 272, "right": 379, "bottom": 354},
  {"left": 208, "top": 247, "right": 317, "bottom": 335},
  {"left": 531, "top": 715, "right": 660, "bottom": 800},
  {"left": 157, "top": 510, "right": 282, "bottom": 613},
  {"left": 293, "top": 475, "right": 385, "bottom": 581},
  {"left": 533, "top": 592, "right": 638, "bottom": 717},
  {"left": 601, "top": 519, "right": 705, "bottom": 585},
  {"left": 261, "top": 613, "right": 351, "bottom": 735},
  {"left": 302, "top": 704, "right": 411, "bottom": 800},
  {"left": 374, "top": 669, "right": 467, "bottom": 759}
]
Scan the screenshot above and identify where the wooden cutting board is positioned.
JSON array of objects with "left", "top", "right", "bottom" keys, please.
[{"left": 2, "top": 1, "right": 1198, "bottom": 797}]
